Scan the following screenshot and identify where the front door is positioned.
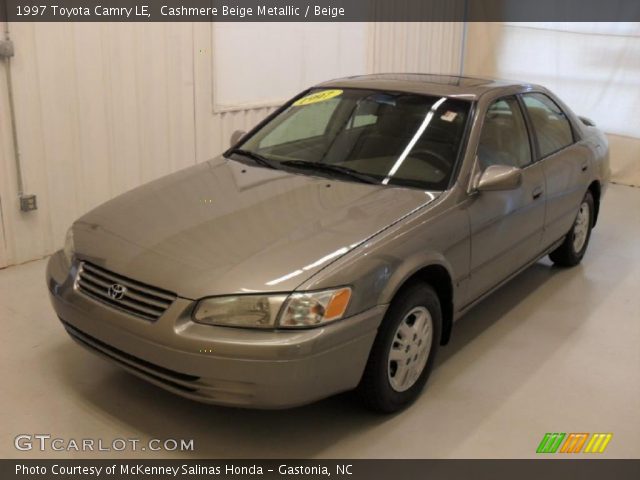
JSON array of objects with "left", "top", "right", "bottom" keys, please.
[{"left": 466, "top": 96, "right": 546, "bottom": 304}]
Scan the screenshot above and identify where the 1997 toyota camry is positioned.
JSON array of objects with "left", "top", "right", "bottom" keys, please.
[{"left": 47, "top": 74, "right": 609, "bottom": 412}]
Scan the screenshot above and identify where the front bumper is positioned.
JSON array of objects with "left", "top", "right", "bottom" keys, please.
[{"left": 46, "top": 251, "right": 385, "bottom": 408}]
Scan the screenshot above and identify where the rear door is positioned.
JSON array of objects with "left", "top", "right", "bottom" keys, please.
[
  {"left": 466, "top": 96, "right": 546, "bottom": 303},
  {"left": 520, "top": 93, "right": 590, "bottom": 248}
]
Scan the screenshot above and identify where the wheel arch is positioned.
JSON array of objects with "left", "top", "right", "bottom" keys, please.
[{"left": 386, "top": 263, "right": 454, "bottom": 346}]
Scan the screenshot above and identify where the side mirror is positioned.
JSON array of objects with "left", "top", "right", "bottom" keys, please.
[
  {"left": 476, "top": 165, "right": 522, "bottom": 192},
  {"left": 230, "top": 130, "right": 247, "bottom": 147}
]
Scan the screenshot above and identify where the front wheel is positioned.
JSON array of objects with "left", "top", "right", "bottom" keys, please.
[
  {"left": 358, "top": 283, "right": 442, "bottom": 413},
  {"left": 549, "top": 190, "right": 594, "bottom": 267}
]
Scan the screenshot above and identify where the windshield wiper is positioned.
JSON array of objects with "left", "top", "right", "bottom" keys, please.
[
  {"left": 281, "top": 160, "right": 379, "bottom": 185},
  {"left": 227, "top": 148, "right": 279, "bottom": 170}
]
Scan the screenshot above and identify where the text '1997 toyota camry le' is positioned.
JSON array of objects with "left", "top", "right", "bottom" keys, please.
[{"left": 47, "top": 74, "right": 609, "bottom": 412}]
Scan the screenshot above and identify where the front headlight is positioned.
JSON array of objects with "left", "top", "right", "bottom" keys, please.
[
  {"left": 63, "top": 227, "right": 74, "bottom": 262},
  {"left": 192, "top": 294, "right": 288, "bottom": 328},
  {"left": 192, "top": 287, "right": 352, "bottom": 329},
  {"left": 279, "top": 288, "right": 351, "bottom": 328}
]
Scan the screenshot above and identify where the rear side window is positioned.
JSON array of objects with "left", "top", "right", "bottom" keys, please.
[
  {"left": 522, "top": 93, "right": 574, "bottom": 158},
  {"left": 478, "top": 97, "right": 532, "bottom": 169}
]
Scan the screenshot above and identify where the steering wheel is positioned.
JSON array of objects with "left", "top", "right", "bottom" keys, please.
[{"left": 407, "top": 149, "right": 451, "bottom": 175}]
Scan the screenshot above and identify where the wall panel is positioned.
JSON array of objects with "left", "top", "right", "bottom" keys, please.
[
  {"left": 212, "top": 23, "right": 367, "bottom": 111},
  {"left": 0, "top": 22, "right": 52, "bottom": 266},
  {"left": 0, "top": 22, "right": 198, "bottom": 267},
  {"left": 369, "top": 22, "right": 464, "bottom": 75}
]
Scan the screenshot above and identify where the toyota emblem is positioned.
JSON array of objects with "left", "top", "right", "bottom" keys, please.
[{"left": 108, "top": 283, "right": 127, "bottom": 300}]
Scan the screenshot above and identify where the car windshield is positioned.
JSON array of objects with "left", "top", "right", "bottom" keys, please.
[{"left": 233, "top": 88, "right": 472, "bottom": 190}]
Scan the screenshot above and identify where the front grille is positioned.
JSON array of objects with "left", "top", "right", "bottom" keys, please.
[{"left": 75, "top": 262, "right": 176, "bottom": 321}]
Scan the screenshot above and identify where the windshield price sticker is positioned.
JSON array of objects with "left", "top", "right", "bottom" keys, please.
[{"left": 293, "top": 89, "right": 343, "bottom": 106}]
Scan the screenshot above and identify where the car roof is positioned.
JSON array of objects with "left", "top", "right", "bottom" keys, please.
[{"left": 315, "top": 73, "right": 536, "bottom": 100}]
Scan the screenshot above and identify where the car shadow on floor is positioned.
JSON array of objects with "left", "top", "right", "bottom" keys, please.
[
  {"left": 436, "top": 261, "right": 556, "bottom": 366},
  {"left": 50, "top": 254, "right": 618, "bottom": 458}
]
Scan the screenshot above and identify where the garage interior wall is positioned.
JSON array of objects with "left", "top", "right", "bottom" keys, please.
[
  {"left": 0, "top": 22, "right": 463, "bottom": 268},
  {"left": 463, "top": 22, "right": 640, "bottom": 187}
]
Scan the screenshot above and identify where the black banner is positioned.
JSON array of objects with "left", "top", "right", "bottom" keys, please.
[
  {"left": 2, "top": 0, "right": 640, "bottom": 22},
  {"left": 3, "top": 459, "right": 640, "bottom": 480}
]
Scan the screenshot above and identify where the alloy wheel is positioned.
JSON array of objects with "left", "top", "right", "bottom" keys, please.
[
  {"left": 388, "top": 306, "right": 433, "bottom": 392},
  {"left": 573, "top": 201, "right": 590, "bottom": 253}
]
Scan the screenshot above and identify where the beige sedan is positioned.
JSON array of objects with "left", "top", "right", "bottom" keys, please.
[{"left": 47, "top": 74, "right": 609, "bottom": 412}]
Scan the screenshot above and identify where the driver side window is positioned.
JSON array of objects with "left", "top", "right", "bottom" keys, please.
[{"left": 478, "top": 97, "right": 532, "bottom": 170}]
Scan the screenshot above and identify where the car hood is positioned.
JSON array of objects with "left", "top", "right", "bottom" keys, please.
[{"left": 73, "top": 157, "right": 439, "bottom": 299}]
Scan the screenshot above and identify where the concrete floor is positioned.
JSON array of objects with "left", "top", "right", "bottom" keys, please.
[{"left": 1, "top": 183, "right": 638, "bottom": 459}]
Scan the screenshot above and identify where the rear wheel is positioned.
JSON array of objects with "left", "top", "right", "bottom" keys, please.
[
  {"left": 549, "top": 190, "right": 594, "bottom": 267},
  {"left": 358, "top": 283, "right": 442, "bottom": 413}
]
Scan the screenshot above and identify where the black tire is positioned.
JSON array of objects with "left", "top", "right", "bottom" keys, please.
[
  {"left": 549, "top": 190, "right": 595, "bottom": 267},
  {"left": 358, "top": 282, "right": 442, "bottom": 413}
]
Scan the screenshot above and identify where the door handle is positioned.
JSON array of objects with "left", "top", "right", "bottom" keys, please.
[{"left": 532, "top": 186, "right": 544, "bottom": 200}]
